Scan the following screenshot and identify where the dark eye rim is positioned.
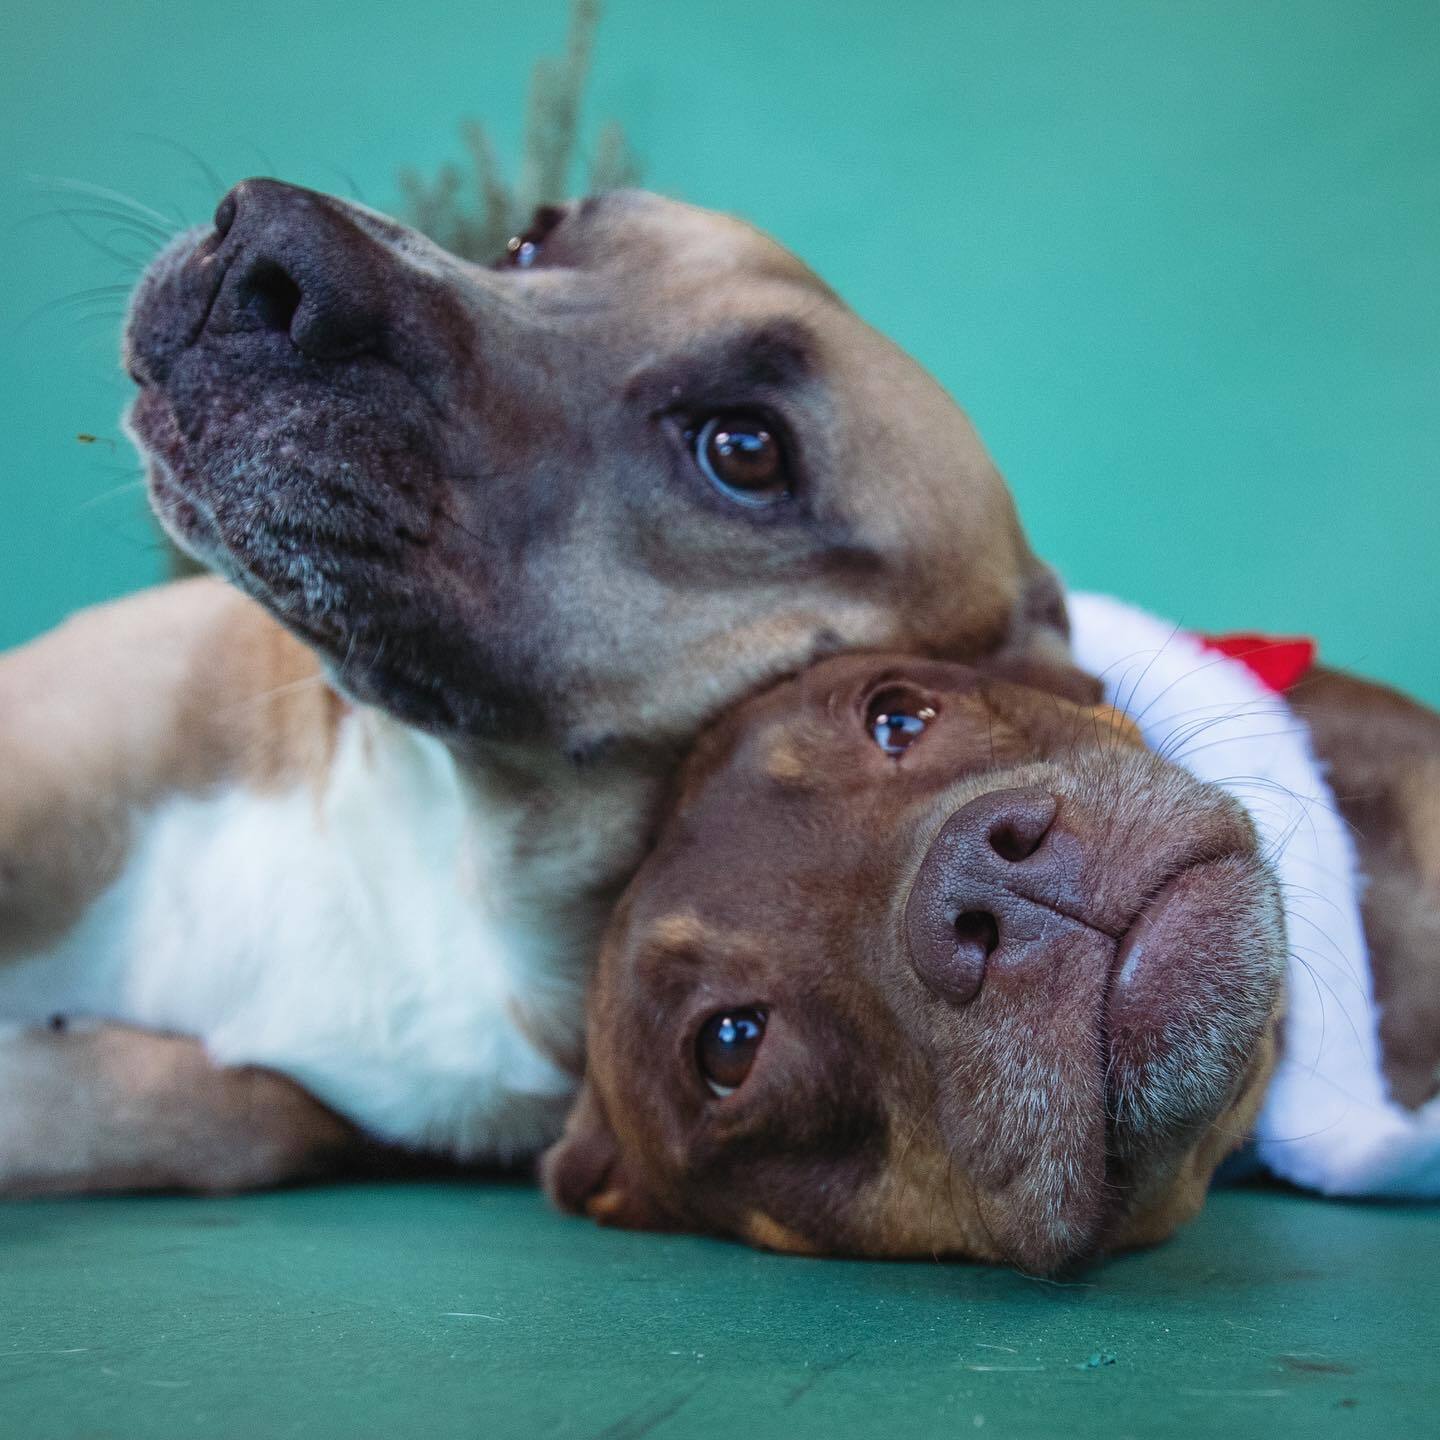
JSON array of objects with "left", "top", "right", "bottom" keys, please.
[
  {"left": 689, "top": 1004, "right": 770, "bottom": 1100},
  {"left": 681, "top": 408, "right": 795, "bottom": 508},
  {"left": 496, "top": 204, "right": 567, "bottom": 268},
  {"left": 862, "top": 680, "right": 941, "bottom": 756}
]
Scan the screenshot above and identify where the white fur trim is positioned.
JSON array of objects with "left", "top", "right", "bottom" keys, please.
[{"left": 1068, "top": 592, "right": 1440, "bottom": 1195}]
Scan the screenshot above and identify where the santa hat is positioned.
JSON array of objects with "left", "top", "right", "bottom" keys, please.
[{"left": 1067, "top": 592, "right": 1440, "bottom": 1196}]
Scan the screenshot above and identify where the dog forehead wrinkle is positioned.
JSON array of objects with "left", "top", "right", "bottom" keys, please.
[{"left": 621, "top": 318, "right": 818, "bottom": 404}]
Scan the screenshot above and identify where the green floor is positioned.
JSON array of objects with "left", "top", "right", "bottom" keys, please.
[{"left": 1, "top": 1183, "right": 1434, "bottom": 1439}]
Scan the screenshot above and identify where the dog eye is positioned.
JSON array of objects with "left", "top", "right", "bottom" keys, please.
[
  {"left": 866, "top": 687, "right": 938, "bottom": 757},
  {"left": 690, "top": 412, "right": 791, "bottom": 505},
  {"left": 501, "top": 205, "right": 566, "bottom": 268},
  {"left": 697, "top": 1008, "right": 767, "bottom": 1097}
]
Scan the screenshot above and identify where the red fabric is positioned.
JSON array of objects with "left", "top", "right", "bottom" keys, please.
[{"left": 1197, "top": 631, "right": 1317, "bottom": 693}]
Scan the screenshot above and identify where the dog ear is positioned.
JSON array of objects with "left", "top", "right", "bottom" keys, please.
[
  {"left": 995, "top": 562, "right": 1073, "bottom": 669},
  {"left": 540, "top": 1084, "right": 681, "bottom": 1232},
  {"left": 971, "top": 566, "right": 1116, "bottom": 707}
]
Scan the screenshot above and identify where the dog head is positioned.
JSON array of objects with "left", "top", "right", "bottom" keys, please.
[
  {"left": 544, "top": 653, "right": 1287, "bottom": 1272},
  {"left": 125, "top": 182, "right": 1060, "bottom": 754}
]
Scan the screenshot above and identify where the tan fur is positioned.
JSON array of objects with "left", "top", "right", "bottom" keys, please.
[
  {"left": 0, "top": 580, "right": 343, "bottom": 959},
  {"left": 744, "top": 1212, "right": 819, "bottom": 1255},
  {"left": 3, "top": 183, "right": 1063, "bottom": 1197},
  {"left": 645, "top": 913, "right": 715, "bottom": 957},
  {"left": 0, "top": 1024, "right": 358, "bottom": 1196}
]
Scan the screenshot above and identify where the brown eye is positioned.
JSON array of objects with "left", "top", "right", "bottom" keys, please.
[
  {"left": 501, "top": 205, "right": 565, "bottom": 268},
  {"left": 866, "top": 687, "right": 937, "bottom": 757},
  {"left": 697, "top": 1008, "right": 767, "bottom": 1096},
  {"left": 693, "top": 413, "right": 790, "bottom": 505}
]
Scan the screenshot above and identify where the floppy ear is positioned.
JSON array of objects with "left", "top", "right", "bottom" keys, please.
[
  {"left": 540, "top": 1084, "right": 681, "bottom": 1232},
  {"left": 993, "top": 563, "right": 1073, "bottom": 670}
]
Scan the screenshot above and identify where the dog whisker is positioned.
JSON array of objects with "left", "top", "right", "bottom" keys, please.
[
  {"left": 15, "top": 284, "right": 137, "bottom": 335},
  {"left": 1113, "top": 623, "right": 1186, "bottom": 724},
  {"left": 1170, "top": 724, "right": 1316, "bottom": 767},
  {"left": 76, "top": 476, "right": 150, "bottom": 512},
  {"left": 124, "top": 132, "right": 227, "bottom": 210},
  {"left": 16, "top": 202, "right": 156, "bottom": 275}
]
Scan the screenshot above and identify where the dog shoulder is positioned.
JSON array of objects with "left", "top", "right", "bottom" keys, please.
[{"left": 0, "top": 579, "right": 341, "bottom": 956}]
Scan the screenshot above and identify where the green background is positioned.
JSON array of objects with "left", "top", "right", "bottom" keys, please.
[{"left": 2, "top": 0, "right": 1436, "bottom": 702}]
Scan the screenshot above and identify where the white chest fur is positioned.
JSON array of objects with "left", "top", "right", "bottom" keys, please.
[{"left": 0, "top": 712, "right": 591, "bottom": 1158}]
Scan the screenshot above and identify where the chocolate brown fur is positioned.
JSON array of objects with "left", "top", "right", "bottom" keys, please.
[
  {"left": 546, "top": 654, "right": 1288, "bottom": 1272},
  {"left": 1294, "top": 668, "right": 1440, "bottom": 1108}
]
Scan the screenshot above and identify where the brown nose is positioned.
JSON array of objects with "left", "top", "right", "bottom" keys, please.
[
  {"left": 904, "top": 787, "right": 1076, "bottom": 1004},
  {"left": 203, "top": 178, "right": 387, "bottom": 360}
]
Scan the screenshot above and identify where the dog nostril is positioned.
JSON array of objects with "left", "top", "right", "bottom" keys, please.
[
  {"left": 953, "top": 910, "right": 1000, "bottom": 961},
  {"left": 985, "top": 794, "right": 1058, "bottom": 863},
  {"left": 213, "top": 192, "right": 238, "bottom": 239},
  {"left": 989, "top": 819, "right": 1044, "bottom": 863},
  {"left": 238, "top": 261, "right": 303, "bottom": 336}
]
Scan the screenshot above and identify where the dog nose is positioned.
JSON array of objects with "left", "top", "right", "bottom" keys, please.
[
  {"left": 904, "top": 787, "right": 1070, "bottom": 1004},
  {"left": 204, "top": 179, "right": 386, "bottom": 360}
]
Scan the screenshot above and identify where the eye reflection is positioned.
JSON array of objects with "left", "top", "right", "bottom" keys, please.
[
  {"left": 500, "top": 205, "right": 565, "bottom": 269},
  {"left": 691, "top": 412, "right": 790, "bottom": 504},
  {"left": 867, "top": 687, "right": 938, "bottom": 757},
  {"left": 697, "top": 1008, "right": 767, "bottom": 1096}
]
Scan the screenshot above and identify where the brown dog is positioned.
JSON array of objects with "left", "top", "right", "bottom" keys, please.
[
  {"left": 0, "top": 184, "right": 1062, "bottom": 1193},
  {"left": 544, "top": 648, "right": 1440, "bottom": 1272}
]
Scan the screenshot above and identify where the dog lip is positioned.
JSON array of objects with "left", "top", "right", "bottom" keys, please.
[
  {"left": 1098, "top": 846, "right": 1272, "bottom": 1158},
  {"left": 1101, "top": 853, "right": 1242, "bottom": 1039},
  {"left": 124, "top": 227, "right": 227, "bottom": 387},
  {"left": 1109, "top": 871, "right": 1191, "bottom": 996},
  {"left": 186, "top": 240, "right": 233, "bottom": 348}
]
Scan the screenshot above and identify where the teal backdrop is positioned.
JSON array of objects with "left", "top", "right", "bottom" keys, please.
[{"left": 3, "top": 1, "right": 1436, "bottom": 702}]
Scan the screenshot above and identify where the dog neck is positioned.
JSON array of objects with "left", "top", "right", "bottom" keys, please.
[
  {"left": 1, "top": 582, "right": 668, "bottom": 1156},
  {"left": 437, "top": 727, "right": 669, "bottom": 1062}
]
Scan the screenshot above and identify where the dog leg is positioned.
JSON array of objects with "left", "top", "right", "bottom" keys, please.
[{"left": 0, "top": 1023, "right": 365, "bottom": 1196}]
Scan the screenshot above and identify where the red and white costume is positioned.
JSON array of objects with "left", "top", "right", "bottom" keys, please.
[{"left": 1070, "top": 593, "right": 1440, "bottom": 1196}]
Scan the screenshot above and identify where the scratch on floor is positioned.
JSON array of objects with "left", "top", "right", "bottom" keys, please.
[
  {"left": 781, "top": 1349, "right": 859, "bottom": 1408},
  {"left": 591, "top": 1384, "right": 703, "bottom": 1440},
  {"left": 1178, "top": 1388, "right": 1289, "bottom": 1399}
]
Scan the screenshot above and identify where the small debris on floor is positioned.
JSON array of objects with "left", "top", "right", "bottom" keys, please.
[{"left": 1075, "top": 1351, "right": 1117, "bottom": 1370}]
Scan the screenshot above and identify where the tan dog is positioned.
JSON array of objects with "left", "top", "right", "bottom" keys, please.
[
  {"left": 0, "top": 183, "right": 1063, "bottom": 1194},
  {"left": 544, "top": 649, "right": 1440, "bottom": 1272}
]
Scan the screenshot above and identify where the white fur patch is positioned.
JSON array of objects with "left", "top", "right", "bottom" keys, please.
[
  {"left": 1069, "top": 592, "right": 1440, "bottom": 1196},
  {"left": 0, "top": 713, "right": 574, "bottom": 1158}
]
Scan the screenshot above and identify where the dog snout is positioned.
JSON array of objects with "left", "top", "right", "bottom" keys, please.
[
  {"left": 903, "top": 786, "right": 1073, "bottom": 1004},
  {"left": 202, "top": 178, "right": 387, "bottom": 360}
]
